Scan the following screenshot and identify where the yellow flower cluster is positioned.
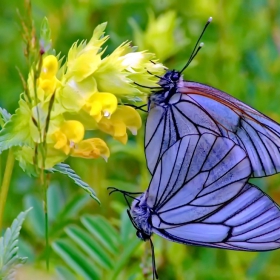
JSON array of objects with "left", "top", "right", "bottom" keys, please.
[{"left": 13, "top": 23, "right": 164, "bottom": 171}]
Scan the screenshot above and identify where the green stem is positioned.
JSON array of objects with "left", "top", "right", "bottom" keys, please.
[
  {"left": 43, "top": 173, "right": 49, "bottom": 270},
  {"left": 0, "top": 150, "right": 15, "bottom": 231}
]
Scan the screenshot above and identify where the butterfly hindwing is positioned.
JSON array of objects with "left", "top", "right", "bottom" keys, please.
[
  {"left": 152, "top": 183, "right": 280, "bottom": 251},
  {"left": 146, "top": 133, "right": 251, "bottom": 222},
  {"left": 144, "top": 133, "right": 280, "bottom": 251}
]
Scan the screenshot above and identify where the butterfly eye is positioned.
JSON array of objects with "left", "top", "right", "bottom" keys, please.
[
  {"left": 136, "top": 230, "right": 144, "bottom": 240},
  {"left": 170, "top": 72, "right": 180, "bottom": 82}
]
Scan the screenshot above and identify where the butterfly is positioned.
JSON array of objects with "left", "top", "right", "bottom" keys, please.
[
  {"left": 145, "top": 17, "right": 280, "bottom": 178},
  {"left": 109, "top": 133, "right": 280, "bottom": 279}
]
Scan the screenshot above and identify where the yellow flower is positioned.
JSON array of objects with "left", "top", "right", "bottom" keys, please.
[
  {"left": 97, "top": 105, "right": 142, "bottom": 144},
  {"left": 65, "top": 23, "right": 109, "bottom": 82},
  {"left": 41, "top": 55, "right": 59, "bottom": 79},
  {"left": 1, "top": 21, "right": 166, "bottom": 175},
  {"left": 84, "top": 92, "right": 118, "bottom": 122},
  {"left": 38, "top": 55, "right": 59, "bottom": 95},
  {"left": 122, "top": 51, "right": 165, "bottom": 93},
  {"left": 52, "top": 120, "right": 85, "bottom": 154},
  {"left": 71, "top": 138, "right": 110, "bottom": 161},
  {"left": 93, "top": 42, "right": 165, "bottom": 95}
]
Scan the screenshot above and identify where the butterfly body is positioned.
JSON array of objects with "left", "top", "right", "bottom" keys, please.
[
  {"left": 131, "top": 193, "right": 153, "bottom": 240},
  {"left": 148, "top": 70, "right": 183, "bottom": 107}
]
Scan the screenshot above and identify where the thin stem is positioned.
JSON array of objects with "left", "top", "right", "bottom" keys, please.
[
  {"left": 42, "top": 171, "right": 50, "bottom": 270},
  {"left": 0, "top": 150, "right": 15, "bottom": 231}
]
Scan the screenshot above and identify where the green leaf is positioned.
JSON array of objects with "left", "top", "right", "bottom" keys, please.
[
  {"left": 48, "top": 163, "right": 99, "bottom": 203},
  {"left": 65, "top": 225, "right": 114, "bottom": 269},
  {"left": 40, "top": 17, "right": 53, "bottom": 54},
  {"left": 0, "top": 208, "right": 32, "bottom": 279},
  {"left": 57, "top": 194, "right": 90, "bottom": 221},
  {"left": 81, "top": 215, "right": 119, "bottom": 255},
  {"left": 0, "top": 107, "right": 11, "bottom": 124},
  {"left": 109, "top": 238, "right": 141, "bottom": 280},
  {"left": 52, "top": 239, "right": 100, "bottom": 280},
  {"left": 0, "top": 99, "right": 33, "bottom": 153},
  {"left": 23, "top": 195, "right": 45, "bottom": 238},
  {"left": 47, "top": 182, "right": 65, "bottom": 223}
]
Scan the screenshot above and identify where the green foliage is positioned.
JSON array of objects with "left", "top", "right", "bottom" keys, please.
[
  {"left": 0, "top": 108, "right": 11, "bottom": 125},
  {"left": 52, "top": 212, "right": 141, "bottom": 280},
  {"left": 0, "top": 208, "right": 31, "bottom": 279},
  {"left": 48, "top": 163, "right": 99, "bottom": 203},
  {"left": 40, "top": 17, "right": 53, "bottom": 54},
  {"left": 0, "top": 102, "right": 33, "bottom": 153}
]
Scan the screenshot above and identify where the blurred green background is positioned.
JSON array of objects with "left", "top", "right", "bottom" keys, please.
[{"left": 1, "top": 0, "right": 280, "bottom": 279}]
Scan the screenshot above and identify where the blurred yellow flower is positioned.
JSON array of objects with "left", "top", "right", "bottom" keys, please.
[
  {"left": 71, "top": 138, "right": 110, "bottom": 161},
  {"left": 130, "top": 10, "right": 188, "bottom": 61}
]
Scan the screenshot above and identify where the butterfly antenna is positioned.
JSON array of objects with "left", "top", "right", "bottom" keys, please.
[
  {"left": 179, "top": 16, "right": 212, "bottom": 75},
  {"left": 122, "top": 103, "right": 148, "bottom": 113},
  {"left": 149, "top": 238, "right": 159, "bottom": 279},
  {"left": 107, "top": 187, "right": 142, "bottom": 209},
  {"left": 134, "top": 82, "right": 162, "bottom": 90}
]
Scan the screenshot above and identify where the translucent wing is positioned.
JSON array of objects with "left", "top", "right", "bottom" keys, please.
[
  {"left": 145, "top": 81, "right": 280, "bottom": 177},
  {"left": 153, "top": 183, "right": 280, "bottom": 251},
  {"left": 146, "top": 133, "right": 251, "bottom": 217},
  {"left": 145, "top": 133, "right": 280, "bottom": 251}
]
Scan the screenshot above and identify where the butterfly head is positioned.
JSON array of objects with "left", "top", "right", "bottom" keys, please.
[
  {"left": 136, "top": 229, "right": 151, "bottom": 241},
  {"left": 148, "top": 69, "right": 183, "bottom": 108},
  {"left": 159, "top": 69, "right": 181, "bottom": 87}
]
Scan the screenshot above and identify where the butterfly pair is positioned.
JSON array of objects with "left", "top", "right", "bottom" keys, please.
[{"left": 109, "top": 17, "right": 280, "bottom": 279}]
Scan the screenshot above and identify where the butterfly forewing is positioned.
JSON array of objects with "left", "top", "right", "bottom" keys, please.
[{"left": 145, "top": 79, "right": 280, "bottom": 177}]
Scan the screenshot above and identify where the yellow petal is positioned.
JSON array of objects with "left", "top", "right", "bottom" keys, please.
[
  {"left": 71, "top": 138, "right": 110, "bottom": 160},
  {"left": 97, "top": 105, "right": 141, "bottom": 143},
  {"left": 111, "top": 106, "right": 142, "bottom": 133},
  {"left": 86, "top": 92, "right": 118, "bottom": 122},
  {"left": 98, "top": 118, "right": 126, "bottom": 138},
  {"left": 114, "top": 133, "right": 128, "bottom": 144},
  {"left": 53, "top": 131, "right": 67, "bottom": 149},
  {"left": 89, "top": 101, "right": 103, "bottom": 122},
  {"left": 61, "top": 120, "right": 85, "bottom": 143},
  {"left": 41, "top": 55, "right": 58, "bottom": 79},
  {"left": 38, "top": 76, "right": 57, "bottom": 95},
  {"left": 52, "top": 131, "right": 70, "bottom": 155}
]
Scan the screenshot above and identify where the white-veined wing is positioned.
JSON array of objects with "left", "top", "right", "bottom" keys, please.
[
  {"left": 153, "top": 183, "right": 280, "bottom": 251},
  {"left": 133, "top": 133, "right": 280, "bottom": 251},
  {"left": 145, "top": 80, "right": 280, "bottom": 178}
]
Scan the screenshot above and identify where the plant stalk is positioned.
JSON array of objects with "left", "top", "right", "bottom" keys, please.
[
  {"left": 43, "top": 172, "right": 50, "bottom": 270},
  {"left": 0, "top": 150, "right": 15, "bottom": 231}
]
